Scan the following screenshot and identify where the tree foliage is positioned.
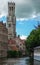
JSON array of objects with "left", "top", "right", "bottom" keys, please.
[
  {"left": 7, "top": 50, "right": 22, "bottom": 58},
  {"left": 25, "top": 24, "right": 40, "bottom": 64},
  {"left": 25, "top": 24, "right": 40, "bottom": 50}
]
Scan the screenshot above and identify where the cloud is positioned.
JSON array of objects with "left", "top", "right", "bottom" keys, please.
[
  {"left": 0, "top": 13, "right": 6, "bottom": 18},
  {"left": 16, "top": 18, "right": 28, "bottom": 21},
  {"left": 0, "top": 0, "right": 40, "bottom": 19},
  {"left": 20, "top": 35, "right": 27, "bottom": 40},
  {"left": 32, "top": 0, "right": 40, "bottom": 13}
]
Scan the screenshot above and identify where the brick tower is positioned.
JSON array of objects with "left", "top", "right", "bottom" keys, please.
[{"left": 7, "top": 2, "right": 16, "bottom": 39}]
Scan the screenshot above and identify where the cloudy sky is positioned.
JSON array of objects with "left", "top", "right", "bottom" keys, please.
[
  {"left": 0, "top": 0, "right": 40, "bottom": 18},
  {"left": 0, "top": 0, "right": 40, "bottom": 39}
]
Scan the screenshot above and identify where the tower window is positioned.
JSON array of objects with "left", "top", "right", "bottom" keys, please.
[
  {"left": 12, "top": 7, "right": 13, "bottom": 10},
  {"left": 9, "top": 7, "right": 11, "bottom": 11},
  {"left": 8, "top": 24, "right": 11, "bottom": 27},
  {"left": 14, "top": 3, "right": 15, "bottom": 5}
]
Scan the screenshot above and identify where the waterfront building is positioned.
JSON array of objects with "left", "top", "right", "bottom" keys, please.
[
  {"left": 8, "top": 37, "right": 25, "bottom": 55},
  {"left": 15, "top": 37, "right": 26, "bottom": 55},
  {"left": 0, "top": 21, "right": 8, "bottom": 62},
  {"left": 7, "top": 2, "right": 26, "bottom": 55},
  {"left": 7, "top": 2, "right": 16, "bottom": 39},
  {"left": 8, "top": 39, "right": 18, "bottom": 51}
]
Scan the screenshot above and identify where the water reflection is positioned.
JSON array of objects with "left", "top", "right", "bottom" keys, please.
[
  {"left": 1, "top": 57, "right": 29, "bottom": 65},
  {"left": 25, "top": 57, "right": 34, "bottom": 65},
  {"left": 1, "top": 57, "right": 40, "bottom": 65}
]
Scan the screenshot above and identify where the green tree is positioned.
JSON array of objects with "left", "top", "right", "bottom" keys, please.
[
  {"left": 25, "top": 24, "right": 40, "bottom": 65},
  {"left": 26, "top": 24, "right": 40, "bottom": 52},
  {"left": 7, "top": 50, "right": 22, "bottom": 58},
  {"left": 7, "top": 50, "right": 19, "bottom": 58}
]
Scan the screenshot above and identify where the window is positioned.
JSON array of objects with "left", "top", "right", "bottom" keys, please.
[
  {"left": 8, "top": 24, "right": 11, "bottom": 27},
  {"left": 14, "top": 3, "right": 15, "bottom": 5},
  {"left": 9, "top": 7, "right": 11, "bottom": 11},
  {"left": 16, "top": 45, "right": 19, "bottom": 48},
  {"left": 20, "top": 44, "right": 21, "bottom": 46},
  {"left": 12, "top": 7, "right": 13, "bottom": 10}
]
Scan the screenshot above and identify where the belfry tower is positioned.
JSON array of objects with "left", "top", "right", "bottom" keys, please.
[{"left": 7, "top": 2, "right": 16, "bottom": 39}]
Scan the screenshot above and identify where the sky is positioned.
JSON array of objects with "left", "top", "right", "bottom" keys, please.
[{"left": 0, "top": 0, "right": 40, "bottom": 39}]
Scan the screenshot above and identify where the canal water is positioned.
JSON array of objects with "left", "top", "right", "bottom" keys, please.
[{"left": 1, "top": 57, "right": 40, "bottom": 65}]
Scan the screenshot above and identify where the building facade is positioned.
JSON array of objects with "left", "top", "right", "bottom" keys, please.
[
  {"left": 7, "top": 2, "right": 26, "bottom": 55},
  {"left": 8, "top": 39, "right": 18, "bottom": 51},
  {"left": 0, "top": 21, "right": 8, "bottom": 60},
  {"left": 15, "top": 37, "right": 26, "bottom": 55},
  {"left": 7, "top": 2, "right": 16, "bottom": 39},
  {"left": 8, "top": 37, "right": 25, "bottom": 55}
]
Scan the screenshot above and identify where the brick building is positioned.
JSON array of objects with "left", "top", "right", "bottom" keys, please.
[
  {"left": 0, "top": 21, "right": 8, "bottom": 60},
  {"left": 8, "top": 37, "right": 26, "bottom": 55}
]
